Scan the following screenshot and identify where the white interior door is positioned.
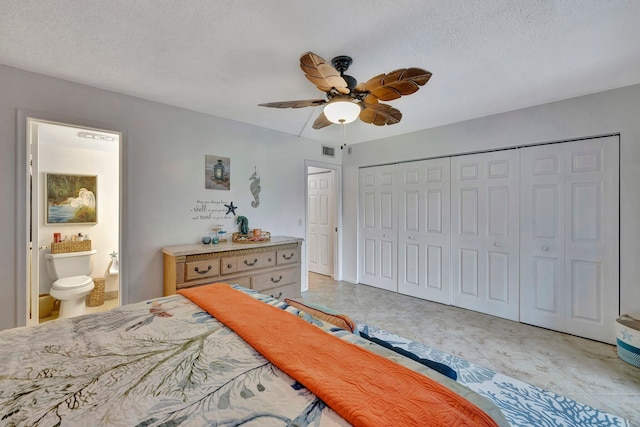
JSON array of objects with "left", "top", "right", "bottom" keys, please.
[
  {"left": 451, "top": 150, "right": 520, "bottom": 321},
  {"left": 358, "top": 165, "right": 398, "bottom": 291},
  {"left": 520, "top": 136, "right": 619, "bottom": 343},
  {"left": 308, "top": 171, "right": 334, "bottom": 276},
  {"left": 398, "top": 158, "right": 451, "bottom": 303}
]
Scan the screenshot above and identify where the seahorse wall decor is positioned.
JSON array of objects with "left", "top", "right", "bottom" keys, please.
[
  {"left": 250, "top": 166, "right": 261, "bottom": 208},
  {"left": 237, "top": 216, "right": 249, "bottom": 235}
]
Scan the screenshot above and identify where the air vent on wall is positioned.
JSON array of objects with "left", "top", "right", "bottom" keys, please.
[{"left": 322, "top": 145, "right": 336, "bottom": 158}]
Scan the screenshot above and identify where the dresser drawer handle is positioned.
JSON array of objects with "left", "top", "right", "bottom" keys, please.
[
  {"left": 227, "top": 263, "right": 233, "bottom": 269},
  {"left": 271, "top": 291, "right": 283, "bottom": 299},
  {"left": 194, "top": 265, "right": 212, "bottom": 274},
  {"left": 244, "top": 258, "right": 258, "bottom": 266},
  {"left": 282, "top": 253, "right": 294, "bottom": 260},
  {"left": 270, "top": 275, "right": 283, "bottom": 283}
]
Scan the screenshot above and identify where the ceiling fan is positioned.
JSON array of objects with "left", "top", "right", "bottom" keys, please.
[{"left": 258, "top": 52, "right": 432, "bottom": 129}]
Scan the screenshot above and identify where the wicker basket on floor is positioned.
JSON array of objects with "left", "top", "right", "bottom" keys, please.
[{"left": 87, "top": 278, "right": 105, "bottom": 307}]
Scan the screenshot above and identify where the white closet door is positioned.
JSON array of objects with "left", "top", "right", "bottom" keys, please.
[
  {"left": 451, "top": 150, "right": 520, "bottom": 320},
  {"left": 358, "top": 165, "right": 398, "bottom": 291},
  {"left": 398, "top": 158, "right": 451, "bottom": 303},
  {"left": 308, "top": 171, "right": 334, "bottom": 276},
  {"left": 521, "top": 136, "right": 619, "bottom": 343}
]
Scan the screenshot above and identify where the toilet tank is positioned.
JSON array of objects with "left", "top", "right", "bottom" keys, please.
[{"left": 44, "top": 249, "right": 97, "bottom": 280}]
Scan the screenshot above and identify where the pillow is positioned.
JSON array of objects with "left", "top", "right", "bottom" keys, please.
[
  {"left": 359, "top": 330, "right": 458, "bottom": 381},
  {"left": 284, "top": 298, "right": 357, "bottom": 333}
]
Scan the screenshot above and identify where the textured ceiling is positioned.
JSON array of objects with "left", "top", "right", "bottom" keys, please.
[{"left": 2, "top": 0, "right": 640, "bottom": 145}]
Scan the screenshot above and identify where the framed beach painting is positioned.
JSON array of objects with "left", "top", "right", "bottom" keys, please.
[
  {"left": 205, "top": 155, "right": 230, "bottom": 190},
  {"left": 45, "top": 173, "right": 97, "bottom": 224}
]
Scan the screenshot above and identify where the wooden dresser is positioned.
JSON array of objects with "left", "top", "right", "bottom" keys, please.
[{"left": 163, "top": 236, "right": 303, "bottom": 299}]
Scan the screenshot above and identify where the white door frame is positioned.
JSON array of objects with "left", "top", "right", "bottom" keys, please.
[
  {"left": 304, "top": 160, "right": 342, "bottom": 288},
  {"left": 15, "top": 109, "right": 128, "bottom": 327}
]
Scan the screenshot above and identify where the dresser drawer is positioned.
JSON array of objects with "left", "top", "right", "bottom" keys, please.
[
  {"left": 220, "top": 257, "right": 237, "bottom": 275},
  {"left": 184, "top": 259, "right": 220, "bottom": 281},
  {"left": 276, "top": 248, "right": 300, "bottom": 265},
  {"left": 251, "top": 267, "right": 298, "bottom": 292},
  {"left": 237, "top": 251, "right": 276, "bottom": 272},
  {"left": 263, "top": 283, "right": 300, "bottom": 300},
  {"left": 231, "top": 276, "right": 251, "bottom": 288}
]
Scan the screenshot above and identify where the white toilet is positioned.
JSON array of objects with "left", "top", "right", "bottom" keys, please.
[{"left": 44, "top": 249, "right": 97, "bottom": 319}]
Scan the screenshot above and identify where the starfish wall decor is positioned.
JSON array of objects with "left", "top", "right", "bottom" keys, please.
[{"left": 224, "top": 201, "right": 237, "bottom": 216}]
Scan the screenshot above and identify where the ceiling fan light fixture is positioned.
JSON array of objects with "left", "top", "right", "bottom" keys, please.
[{"left": 323, "top": 98, "right": 361, "bottom": 124}]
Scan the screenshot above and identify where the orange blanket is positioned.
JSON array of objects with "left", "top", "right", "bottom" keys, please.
[{"left": 179, "top": 284, "right": 499, "bottom": 427}]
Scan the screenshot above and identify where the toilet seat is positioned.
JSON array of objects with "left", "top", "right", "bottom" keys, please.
[{"left": 52, "top": 275, "right": 93, "bottom": 290}]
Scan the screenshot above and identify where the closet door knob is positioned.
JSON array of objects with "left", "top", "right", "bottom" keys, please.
[
  {"left": 408, "top": 236, "right": 413, "bottom": 240},
  {"left": 493, "top": 242, "right": 500, "bottom": 247},
  {"left": 541, "top": 245, "right": 549, "bottom": 251}
]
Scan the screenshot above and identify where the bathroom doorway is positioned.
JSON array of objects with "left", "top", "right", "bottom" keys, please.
[{"left": 24, "top": 117, "right": 122, "bottom": 325}]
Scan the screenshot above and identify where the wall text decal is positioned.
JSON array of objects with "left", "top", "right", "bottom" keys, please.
[{"left": 190, "top": 199, "right": 228, "bottom": 221}]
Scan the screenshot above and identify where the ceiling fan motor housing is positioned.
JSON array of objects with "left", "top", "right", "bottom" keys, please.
[{"left": 332, "top": 55, "right": 357, "bottom": 90}]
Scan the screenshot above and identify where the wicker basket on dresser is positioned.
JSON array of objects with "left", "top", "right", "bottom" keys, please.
[{"left": 163, "top": 236, "right": 303, "bottom": 300}]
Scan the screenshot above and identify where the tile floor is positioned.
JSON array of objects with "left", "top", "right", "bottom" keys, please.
[{"left": 303, "top": 273, "right": 640, "bottom": 425}]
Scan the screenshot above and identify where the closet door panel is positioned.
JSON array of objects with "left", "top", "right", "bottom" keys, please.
[
  {"left": 398, "top": 158, "right": 451, "bottom": 303},
  {"left": 564, "top": 138, "right": 619, "bottom": 343},
  {"left": 460, "top": 249, "right": 479, "bottom": 296},
  {"left": 358, "top": 165, "right": 398, "bottom": 292},
  {"left": 451, "top": 150, "right": 520, "bottom": 321},
  {"left": 521, "top": 136, "right": 619, "bottom": 343},
  {"left": 426, "top": 245, "right": 443, "bottom": 291},
  {"left": 520, "top": 149, "right": 565, "bottom": 329}
]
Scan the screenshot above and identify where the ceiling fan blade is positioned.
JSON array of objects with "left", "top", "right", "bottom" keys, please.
[
  {"left": 361, "top": 68, "right": 432, "bottom": 103},
  {"left": 258, "top": 99, "right": 326, "bottom": 109},
  {"left": 312, "top": 112, "right": 333, "bottom": 129},
  {"left": 359, "top": 103, "right": 402, "bottom": 126},
  {"left": 300, "top": 52, "right": 350, "bottom": 95}
]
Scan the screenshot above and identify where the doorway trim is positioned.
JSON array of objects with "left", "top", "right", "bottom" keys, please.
[
  {"left": 15, "top": 109, "right": 128, "bottom": 327},
  {"left": 304, "top": 160, "right": 342, "bottom": 288}
]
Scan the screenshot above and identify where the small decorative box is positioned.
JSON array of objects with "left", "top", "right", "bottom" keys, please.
[{"left": 615, "top": 314, "right": 640, "bottom": 368}]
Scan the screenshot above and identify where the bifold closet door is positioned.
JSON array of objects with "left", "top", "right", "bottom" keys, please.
[
  {"left": 358, "top": 165, "right": 398, "bottom": 292},
  {"left": 398, "top": 158, "right": 451, "bottom": 303},
  {"left": 520, "top": 136, "right": 619, "bottom": 343},
  {"left": 451, "top": 150, "right": 520, "bottom": 321}
]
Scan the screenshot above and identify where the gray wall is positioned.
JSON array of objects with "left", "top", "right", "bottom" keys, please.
[
  {"left": 0, "top": 65, "right": 339, "bottom": 330},
  {"left": 2, "top": 63, "right": 638, "bottom": 329},
  {"left": 342, "top": 83, "right": 640, "bottom": 317}
]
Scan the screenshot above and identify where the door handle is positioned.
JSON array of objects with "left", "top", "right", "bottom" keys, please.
[
  {"left": 493, "top": 242, "right": 501, "bottom": 247},
  {"left": 541, "top": 245, "right": 549, "bottom": 251}
]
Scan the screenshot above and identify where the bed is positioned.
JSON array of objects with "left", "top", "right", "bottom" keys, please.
[{"left": 0, "top": 284, "right": 629, "bottom": 426}]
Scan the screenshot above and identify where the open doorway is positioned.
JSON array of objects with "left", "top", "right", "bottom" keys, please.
[
  {"left": 305, "top": 160, "right": 342, "bottom": 283},
  {"left": 23, "top": 118, "right": 122, "bottom": 325}
]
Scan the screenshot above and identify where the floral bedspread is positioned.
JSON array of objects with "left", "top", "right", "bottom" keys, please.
[{"left": 0, "top": 287, "right": 506, "bottom": 426}]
